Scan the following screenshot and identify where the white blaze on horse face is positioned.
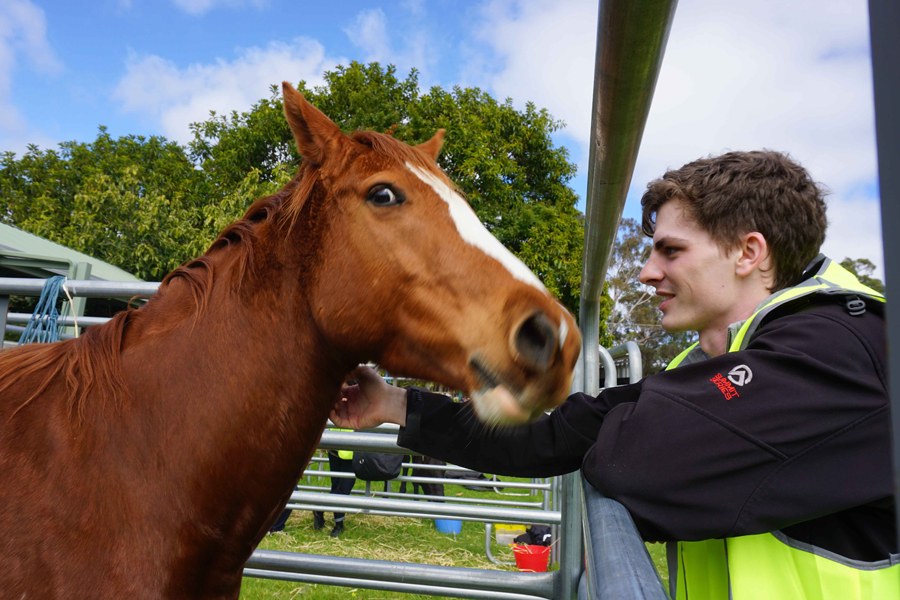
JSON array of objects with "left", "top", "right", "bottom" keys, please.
[
  {"left": 558, "top": 318, "right": 569, "bottom": 349},
  {"left": 406, "top": 163, "right": 547, "bottom": 292}
]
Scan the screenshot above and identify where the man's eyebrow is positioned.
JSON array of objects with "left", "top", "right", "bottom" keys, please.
[{"left": 654, "top": 236, "right": 690, "bottom": 250}]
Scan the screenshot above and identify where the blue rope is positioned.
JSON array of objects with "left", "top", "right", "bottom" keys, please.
[{"left": 18, "top": 276, "right": 68, "bottom": 345}]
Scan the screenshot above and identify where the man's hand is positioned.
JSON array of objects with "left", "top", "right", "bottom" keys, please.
[{"left": 330, "top": 365, "right": 408, "bottom": 430}]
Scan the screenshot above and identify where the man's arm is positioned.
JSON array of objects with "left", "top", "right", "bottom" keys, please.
[
  {"left": 332, "top": 367, "right": 643, "bottom": 478},
  {"left": 396, "top": 385, "right": 640, "bottom": 478},
  {"left": 584, "top": 305, "right": 892, "bottom": 543}
]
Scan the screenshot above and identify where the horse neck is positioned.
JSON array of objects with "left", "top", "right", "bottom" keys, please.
[{"left": 120, "top": 239, "right": 350, "bottom": 529}]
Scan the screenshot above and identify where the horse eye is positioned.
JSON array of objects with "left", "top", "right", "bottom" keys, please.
[{"left": 368, "top": 185, "right": 404, "bottom": 206}]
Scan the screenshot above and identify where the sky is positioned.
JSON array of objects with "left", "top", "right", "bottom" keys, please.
[{"left": 0, "top": 0, "right": 884, "bottom": 276}]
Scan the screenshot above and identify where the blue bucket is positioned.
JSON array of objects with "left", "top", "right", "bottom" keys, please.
[{"left": 434, "top": 519, "right": 462, "bottom": 534}]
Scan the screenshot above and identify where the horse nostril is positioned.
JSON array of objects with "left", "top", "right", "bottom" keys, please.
[{"left": 513, "top": 312, "right": 557, "bottom": 371}]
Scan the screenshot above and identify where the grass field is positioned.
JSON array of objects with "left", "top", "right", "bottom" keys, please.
[{"left": 239, "top": 465, "right": 669, "bottom": 599}]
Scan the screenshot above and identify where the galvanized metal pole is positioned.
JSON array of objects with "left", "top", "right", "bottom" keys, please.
[
  {"left": 580, "top": 0, "right": 680, "bottom": 319},
  {"left": 574, "top": 0, "right": 678, "bottom": 598},
  {"left": 868, "top": 0, "right": 900, "bottom": 550},
  {"left": 0, "top": 295, "right": 8, "bottom": 342},
  {"left": 579, "top": 0, "right": 679, "bottom": 400}
]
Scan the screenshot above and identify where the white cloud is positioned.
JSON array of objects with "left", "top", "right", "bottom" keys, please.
[
  {"left": 113, "top": 39, "right": 345, "bottom": 145},
  {"left": 465, "top": 0, "right": 883, "bottom": 273},
  {"left": 0, "top": 0, "right": 61, "bottom": 138},
  {"left": 344, "top": 8, "right": 435, "bottom": 85},
  {"left": 346, "top": 9, "right": 392, "bottom": 65},
  {"left": 170, "top": 0, "right": 268, "bottom": 16},
  {"left": 467, "top": 0, "right": 598, "bottom": 134}
]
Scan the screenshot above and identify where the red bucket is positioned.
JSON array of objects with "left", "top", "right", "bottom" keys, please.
[{"left": 512, "top": 544, "right": 551, "bottom": 572}]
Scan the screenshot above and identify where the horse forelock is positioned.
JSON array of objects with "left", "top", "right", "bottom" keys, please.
[{"left": 351, "top": 130, "right": 437, "bottom": 174}]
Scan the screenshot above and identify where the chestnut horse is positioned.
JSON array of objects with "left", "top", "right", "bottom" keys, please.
[{"left": 0, "top": 82, "right": 581, "bottom": 599}]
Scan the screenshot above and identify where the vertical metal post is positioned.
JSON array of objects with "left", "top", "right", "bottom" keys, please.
[
  {"left": 581, "top": 301, "right": 602, "bottom": 398},
  {"left": 868, "top": 0, "right": 900, "bottom": 548},
  {"left": 64, "top": 262, "right": 91, "bottom": 336},
  {"left": 576, "top": 0, "right": 678, "bottom": 596},
  {"left": 598, "top": 346, "right": 618, "bottom": 390},
  {"left": 0, "top": 295, "right": 9, "bottom": 343},
  {"left": 557, "top": 471, "right": 585, "bottom": 599},
  {"left": 624, "top": 341, "right": 643, "bottom": 383},
  {"left": 551, "top": 476, "right": 561, "bottom": 567}
]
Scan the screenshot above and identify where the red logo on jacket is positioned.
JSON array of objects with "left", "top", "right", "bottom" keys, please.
[{"left": 710, "top": 373, "right": 740, "bottom": 400}]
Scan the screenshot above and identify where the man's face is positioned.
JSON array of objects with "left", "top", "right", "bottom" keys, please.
[{"left": 639, "top": 200, "right": 744, "bottom": 335}]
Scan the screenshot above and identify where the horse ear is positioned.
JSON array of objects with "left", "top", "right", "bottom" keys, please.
[
  {"left": 282, "top": 82, "right": 345, "bottom": 165},
  {"left": 416, "top": 129, "right": 445, "bottom": 161}
]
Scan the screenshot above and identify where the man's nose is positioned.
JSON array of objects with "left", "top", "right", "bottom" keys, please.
[{"left": 639, "top": 258, "right": 660, "bottom": 286}]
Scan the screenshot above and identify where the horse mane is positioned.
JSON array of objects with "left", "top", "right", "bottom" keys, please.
[
  {"left": 162, "top": 169, "right": 310, "bottom": 315},
  {"left": 0, "top": 309, "right": 134, "bottom": 423},
  {"left": 0, "top": 130, "right": 433, "bottom": 424},
  {"left": 0, "top": 170, "right": 312, "bottom": 424}
]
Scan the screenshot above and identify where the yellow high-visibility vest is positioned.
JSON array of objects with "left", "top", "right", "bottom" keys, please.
[
  {"left": 333, "top": 428, "right": 353, "bottom": 460},
  {"left": 666, "top": 257, "right": 896, "bottom": 599}
]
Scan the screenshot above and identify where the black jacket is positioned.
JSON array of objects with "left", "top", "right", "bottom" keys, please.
[{"left": 397, "top": 297, "right": 896, "bottom": 562}]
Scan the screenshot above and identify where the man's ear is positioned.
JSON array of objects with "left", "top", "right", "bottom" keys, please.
[{"left": 735, "top": 232, "right": 773, "bottom": 285}]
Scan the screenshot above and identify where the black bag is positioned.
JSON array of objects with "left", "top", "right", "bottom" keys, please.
[
  {"left": 352, "top": 452, "right": 403, "bottom": 481},
  {"left": 513, "top": 525, "right": 553, "bottom": 546}
]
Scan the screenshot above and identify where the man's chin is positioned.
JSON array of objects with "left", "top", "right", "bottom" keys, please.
[{"left": 660, "top": 315, "right": 689, "bottom": 333}]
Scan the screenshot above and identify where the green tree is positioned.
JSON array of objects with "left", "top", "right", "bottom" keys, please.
[
  {"left": 2, "top": 61, "right": 601, "bottom": 325},
  {"left": 607, "top": 218, "right": 694, "bottom": 374},
  {"left": 0, "top": 130, "right": 212, "bottom": 280},
  {"left": 840, "top": 257, "right": 885, "bottom": 294},
  {"left": 187, "top": 61, "right": 591, "bottom": 317}
]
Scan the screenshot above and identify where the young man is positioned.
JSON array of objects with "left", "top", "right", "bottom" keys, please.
[{"left": 331, "top": 151, "right": 896, "bottom": 599}]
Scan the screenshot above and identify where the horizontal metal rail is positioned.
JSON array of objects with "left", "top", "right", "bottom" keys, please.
[
  {"left": 297, "top": 484, "right": 544, "bottom": 508},
  {"left": 245, "top": 551, "right": 555, "bottom": 600},
  {"left": 311, "top": 487, "right": 543, "bottom": 509},
  {"left": 245, "top": 569, "right": 547, "bottom": 600},
  {"left": 318, "top": 430, "right": 418, "bottom": 454},
  {"left": 6, "top": 312, "right": 109, "bottom": 328},
  {"left": 580, "top": 475, "right": 668, "bottom": 599},
  {"left": 326, "top": 420, "right": 400, "bottom": 434},
  {"left": 287, "top": 491, "right": 560, "bottom": 525},
  {"left": 0, "top": 278, "right": 159, "bottom": 298},
  {"left": 309, "top": 454, "right": 489, "bottom": 474},
  {"left": 283, "top": 504, "right": 545, "bottom": 527},
  {"left": 4, "top": 323, "right": 75, "bottom": 341},
  {"left": 299, "top": 469, "right": 550, "bottom": 490}
]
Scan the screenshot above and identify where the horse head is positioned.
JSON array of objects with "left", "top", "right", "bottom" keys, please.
[{"left": 280, "top": 82, "right": 581, "bottom": 425}]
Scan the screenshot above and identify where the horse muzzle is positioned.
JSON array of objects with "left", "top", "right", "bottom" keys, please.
[{"left": 467, "top": 308, "right": 580, "bottom": 425}]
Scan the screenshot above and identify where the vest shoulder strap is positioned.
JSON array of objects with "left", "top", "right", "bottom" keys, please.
[{"left": 729, "top": 256, "right": 884, "bottom": 352}]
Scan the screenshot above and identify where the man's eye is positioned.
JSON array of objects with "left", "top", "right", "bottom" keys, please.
[
  {"left": 664, "top": 246, "right": 679, "bottom": 256},
  {"left": 368, "top": 185, "right": 404, "bottom": 206}
]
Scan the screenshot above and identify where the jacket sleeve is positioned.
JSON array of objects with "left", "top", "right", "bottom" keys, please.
[
  {"left": 397, "top": 383, "right": 643, "bottom": 478},
  {"left": 583, "top": 305, "right": 892, "bottom": 542}
]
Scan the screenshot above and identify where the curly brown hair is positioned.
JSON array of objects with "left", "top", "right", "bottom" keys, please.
[{"left": 640, "top": 150, "right": 828, "bottom": 291}]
